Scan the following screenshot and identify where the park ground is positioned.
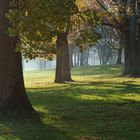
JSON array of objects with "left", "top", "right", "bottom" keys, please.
[{"left": 0, "top": 65, "right": 140, "bottom": 140}]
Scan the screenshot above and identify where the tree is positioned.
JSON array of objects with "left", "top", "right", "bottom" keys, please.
[
  {"left": 0, "top": 0, "right": 33, "bottom": 112},
  {"left": 7, "top": 0, "right": 79, "bottom": 83},
  {"left": 55, "top": 32, "right": 72, "bottom": 83},
  {"left": 91, "top": 0, "right": 140, "bottom": 76},
  {"left": 129, "top": 0, "right": 140, "bottom": 76}
]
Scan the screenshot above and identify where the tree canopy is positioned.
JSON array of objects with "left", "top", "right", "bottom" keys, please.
[
  {"left": 7, "top": 0, "right": 102, "bottom": 59},
  {"left": 7, "top": 0, "right": 78, "bottom": 59}
]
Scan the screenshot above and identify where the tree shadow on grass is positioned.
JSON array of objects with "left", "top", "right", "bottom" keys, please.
[
  {"left": 0, "top": 111, "right": 76, "bottom": 140},
  {"left": 28, "top": 80, "right": 140, "bottom": 102},
  {"left": 26, "top": 80, "right": 140, "bottom": 140}
]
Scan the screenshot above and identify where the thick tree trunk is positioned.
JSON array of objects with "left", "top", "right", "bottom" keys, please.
[
  {"left": 131, "top": 39, "right": 140, "bottom": 76},
  {"left": 55, "top": 32, "right": 72, "bottom": 83},
  {"left": 0, "top": 0, "right": 33, "bottom": 112},
  {"left": 128, "top": 0, "right": 140, "bottom": 77},
  {"left": 122, "top": 27, "right": 140, "bottom": 76}
]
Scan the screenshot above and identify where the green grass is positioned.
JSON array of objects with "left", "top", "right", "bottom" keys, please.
[{"left": 1, "top": 65, "right": 140, "bottom": 140}]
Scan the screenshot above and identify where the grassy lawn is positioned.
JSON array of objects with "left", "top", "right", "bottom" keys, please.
[{"left": 1, "top": 65, "right": 140, "bottom": 140}]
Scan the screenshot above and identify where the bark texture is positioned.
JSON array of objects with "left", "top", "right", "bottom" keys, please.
[
  {"left": 129, "top": 0, "right": 140, "bottom": 77},
  {"left": 0, "top": 0, "right": 33, "bottom": 112},
  {"left": 55, "top": 32, "right": 72, "bottom": 83},
  {"left": 119, "top": 4, "right": 140, "bottom": 77}
]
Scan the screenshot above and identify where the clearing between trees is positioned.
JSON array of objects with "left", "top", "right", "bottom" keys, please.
[{"left": 0, "top": 65, "right": 140, "bottom": 140}]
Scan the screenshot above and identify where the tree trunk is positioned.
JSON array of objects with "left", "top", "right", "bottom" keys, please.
[
  {"left": 0, "top": 0, "right": 33, "bottom": 112},
  {"left": 69, "top": 46, "right": 74, "bottom": 68},
  {"left": 122, "top": 30, "right": 133, "bottom": 76},
  {"left": 77, "top": 50, "right": 80, "bottom": 66},
  {"left": 116, "top": 47, "right": 122, "bottom": 64},
  {"left": 55, "top": 32, "right": 72, "bottom": 83},
  {"left": 80, "top": 52, "right": 84, "bottom": 66},
  {"left": 129, "top": 0, "right": 140, "bottom": 77},
  {"left": 85, "top": 49, "right": 89, "bottom": 66}
]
